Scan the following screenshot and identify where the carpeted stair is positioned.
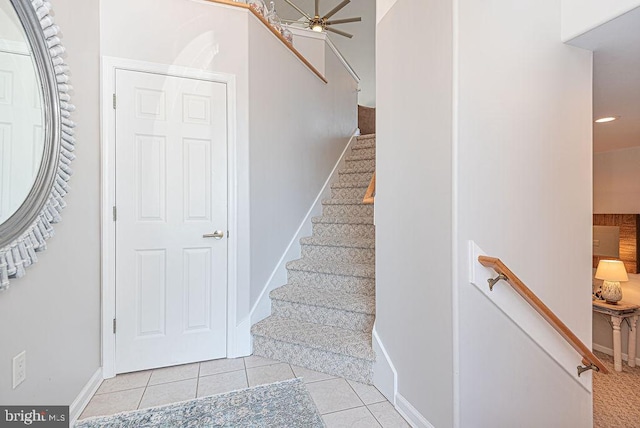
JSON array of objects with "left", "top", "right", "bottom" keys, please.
[{"left": 251, "top": 134, "right": 376, "bottom": 384}]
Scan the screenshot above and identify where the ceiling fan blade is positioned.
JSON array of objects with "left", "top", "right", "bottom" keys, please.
[
  {"left": 284, "top": 0, "right": 312, "bottom": 20},
  {"left": 315, "top": 0, "right": 319, "bottom": 16},
  {"left": 326, "top": 17, "right": 361, "bottom": 25},
  {"left": 281, "top": 18, "right": 307, "bottom": 24},
  {"left": 323, "top": 0, "right": 350, "bottom": 20},
  {"left": 326, "top": 26, "right": 353, "bottom": 38}
]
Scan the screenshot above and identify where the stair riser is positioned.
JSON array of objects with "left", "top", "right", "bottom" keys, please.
[
  {"left": 339, "top": 172, "right": 375, "bottom": 183},
  {"left": 345, "top": 159, "right": 375, "bottom": 170},
  {"left": 350, "top": 147, "right": 375, "bottom": 157},
  {"left": 287, "top": 270, "right": 375, "bottom": 295},
  {"left": 301, "top": 243, "right": 375, "bottom": 264},
  {"left": 323, "top": 204, "right": 374, "bottom": 217},
  {"left": 313, "top": 222, "right": 374, "bottom": 238},
  {"left": 332, "top": 187, "right": 368, "bottom": 199},
  {"left": 271, "top": 300, "right": 374, "bottom": 332},
  {"left": 252, "top": 336, "right": 374, "bottom": 384}
]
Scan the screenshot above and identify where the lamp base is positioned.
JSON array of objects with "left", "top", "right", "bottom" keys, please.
[{"left": 601, "top": 280, "right": 622, "bottom": 304}]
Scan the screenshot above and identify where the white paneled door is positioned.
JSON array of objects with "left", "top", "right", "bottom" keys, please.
[
  {"left": 0, "top": 50, "right": 44, "bottom": 223},
  {"left": 115, "top": 70, "right": 228, "bottom": 373}
]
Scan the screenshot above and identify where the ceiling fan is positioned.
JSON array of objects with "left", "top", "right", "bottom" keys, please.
[{"left": 281, "top": 0, "right": 362, "bottom": 38}]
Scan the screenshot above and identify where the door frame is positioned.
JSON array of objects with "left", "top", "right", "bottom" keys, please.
[{"left": 100, "top": 57, "right": 239, "bottom": 378}]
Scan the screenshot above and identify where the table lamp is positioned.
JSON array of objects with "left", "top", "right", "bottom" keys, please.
[{"left": 595, "top": 260, "right": 629, "bottom": 304}]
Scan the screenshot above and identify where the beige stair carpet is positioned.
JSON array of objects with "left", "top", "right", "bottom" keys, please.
[{"left": 252, "top": 134, "right": 376, "bottom": 384}]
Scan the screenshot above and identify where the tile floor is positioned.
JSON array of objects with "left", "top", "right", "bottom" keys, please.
[{"left": 79, "top": 355, "right": 410, "bottom": 427}]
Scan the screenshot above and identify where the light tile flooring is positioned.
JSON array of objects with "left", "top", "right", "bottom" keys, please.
[{"left": 80, "top": 355, "right": 410, "bottom": 427}]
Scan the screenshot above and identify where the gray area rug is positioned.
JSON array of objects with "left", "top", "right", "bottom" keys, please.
[{"left": 75, "top": 378, "right": 324, "bottom": 428}]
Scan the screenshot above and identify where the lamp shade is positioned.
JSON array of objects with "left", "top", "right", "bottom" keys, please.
[{"left": 595, "top": 260, "right": 629, "bottom": 282}]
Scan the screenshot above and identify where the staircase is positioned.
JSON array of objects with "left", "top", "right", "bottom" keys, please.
[{"left": 251, "top": 134, "right": 376, "bottom": 384}]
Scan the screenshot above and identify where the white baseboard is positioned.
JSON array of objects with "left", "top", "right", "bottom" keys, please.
[
  {"left": 396, "top": 394, "right": 436, "bottom": 428},
  {"left": 248, "top": 130, "right": 359, "bottom": 326},
  {"left": 69, "top": 367, "right": 103, "bottom": 425},
  {"left": 593, "top": 343, "right": 640, "bottom": 366},
  {"left": 228, "top": 317, "right": 252, "bottom": 358},
  {"left": 374, "top": 328, "right": 433, "bottom": 428},
  {"left": 372, "top": 327, "right": 397, "bottom": 403}
]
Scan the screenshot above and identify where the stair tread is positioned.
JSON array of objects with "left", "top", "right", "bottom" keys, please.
[
  {"left": 322, "top": 198, "right": 369, "bottom": 205},
  {"left": 352, "top": 140, "right": 375, "bottom": 150},
  {"left": 357, "top": 134, "right": 376, "bottom": 140},
  {"left": 345, "top": 153, "right": 375, "bottom": 162},
  {"left": 300, "top": 236, "right": 375, "bottom": 249},
  {"left": 312, "top": 216, "right": 374, "bottom": 225},
  {"left": 339, "top": 166, "right": 376, "bottom": 174},
  {"left": 287, "top": 257, "right": 375, "bottom": 278},
  {"left": 271, "top": 284, "right": 375, "bottom": 314},
  {"left": 331, "top": 181, "right": 370, "bottom": 189},
  {"left": 252, "top": 316, "right": 375, "bottom": 361}
]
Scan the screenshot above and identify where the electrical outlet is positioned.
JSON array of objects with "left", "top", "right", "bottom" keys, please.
[{"left": 12, "top": 351, "right": 26, "bottom": 389}]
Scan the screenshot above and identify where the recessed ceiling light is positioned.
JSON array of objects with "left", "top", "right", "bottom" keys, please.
[{"left": 595, "top": 116, "right": 619, "bottom": 123}]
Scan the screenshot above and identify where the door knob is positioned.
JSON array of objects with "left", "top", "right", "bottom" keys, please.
[{"left": 203, "top": 230, "right": 225, "bottom": 239}]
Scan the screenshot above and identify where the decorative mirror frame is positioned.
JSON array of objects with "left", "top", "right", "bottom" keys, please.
[{"left": 0, "top": 0, "right": 75, "bottom": 289}]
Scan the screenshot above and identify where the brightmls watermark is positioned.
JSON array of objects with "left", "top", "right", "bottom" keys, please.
[{"left": 0, "top": 406, "right": 68, "bottom": 427}]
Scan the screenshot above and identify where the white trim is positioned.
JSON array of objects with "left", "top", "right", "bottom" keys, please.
[
  {"left": 396, "top": 394, "right": 436, "bottom": 428},
  {"left": 100, "top": 56, "right": 239, "bottom": 377},
  {"left": 372, "top": 327, "right": 398, "bottom": 404},
  {"left": 373, "top": 330, "right": 432, "bottom": 428},
  {"left": 451, "top": 0, "right": 460, "bottom": 425},
  {"left": 324, "top": 36, "right": 360, "bottom": 83},
  {"left": 593, "top": 343, "right": 640, "bottom": 366},
  {"left": 247, "top": 130, "right": 359, "bottom": 329},
  {"left": 69, "top": 368, "right": 103, "bottom": 425},
  {"left": 468, "top": 240, "right": 592, "bottom": 391}
]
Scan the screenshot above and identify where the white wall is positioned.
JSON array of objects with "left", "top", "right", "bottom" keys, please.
[
  {"left": 247, "top": 17, "right": 357, "bottom": 309},
  {"left": 377, "top": 0, "right": 594, "bottom": 426},
  {"left": 100, "top": 0, "right": 254, "bottom": 331},
  {"left": 0, "top": 0, "right": 101, "bottom": 404},
  {"left": 594, "top": 147, "right": 640, "bottom": 213},
  {"left": 376, "top": 0, "right": 454, "bottom": 426},
  {"left": 457, "top": 0, "right": 593, "bottom": 426},
  {"left": 290, "top": 27, "right": 326, "bottom": 75},
  {"left": 101, "top": 0, "right": 356, "bottom": 350},
  {"left": 562, "top": 0, "right": 640, "bottom": 41},
  {"left": 274, "top": 0, "right": 375, "bottom": 107}
]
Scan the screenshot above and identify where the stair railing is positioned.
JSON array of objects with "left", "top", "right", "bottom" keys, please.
[
  {"left": 363, "top": 172, "right": 375, "bottom": 204},
  {"left": 478, "top": 255, "right": 609, "bottom": 376}
]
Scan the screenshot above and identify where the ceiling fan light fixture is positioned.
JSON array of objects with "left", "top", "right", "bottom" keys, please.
[{"left": 284, "top": 0, "right": 358, "bottom": 38}]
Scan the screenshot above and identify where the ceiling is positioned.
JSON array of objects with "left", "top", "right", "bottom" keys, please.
[{"left": 569, "top": 7, "right": 640, "bottom": 153}]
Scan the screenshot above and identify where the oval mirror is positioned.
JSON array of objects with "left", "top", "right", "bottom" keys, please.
[
  {"left": 0, "top": 2, "right": 45, "bottom": 224},
  {"left": 0, "top": 0, "right": 75, "bottom": 289}
]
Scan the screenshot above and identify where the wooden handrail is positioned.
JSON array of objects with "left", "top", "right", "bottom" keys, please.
[
  {"left": 203, "top": 0, "right": 328, "bottom": 83},
  {"left": 363, "top": 172, "right": 375, "bottom": 204},
  {"left": 478, "top": 255, "right": 609, "bottom": 375}
]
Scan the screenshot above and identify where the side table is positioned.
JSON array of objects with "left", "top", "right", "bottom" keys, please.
[{"left": 593, "top": 299, "right": 640, "bottom": 372}]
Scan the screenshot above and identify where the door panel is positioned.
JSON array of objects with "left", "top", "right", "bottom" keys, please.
[
  {"left": 115, "top": 70, "right": 228, "bottom": 373},
  {"left": 0, "top": 51, "right": 43, "bottom": 223}
]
